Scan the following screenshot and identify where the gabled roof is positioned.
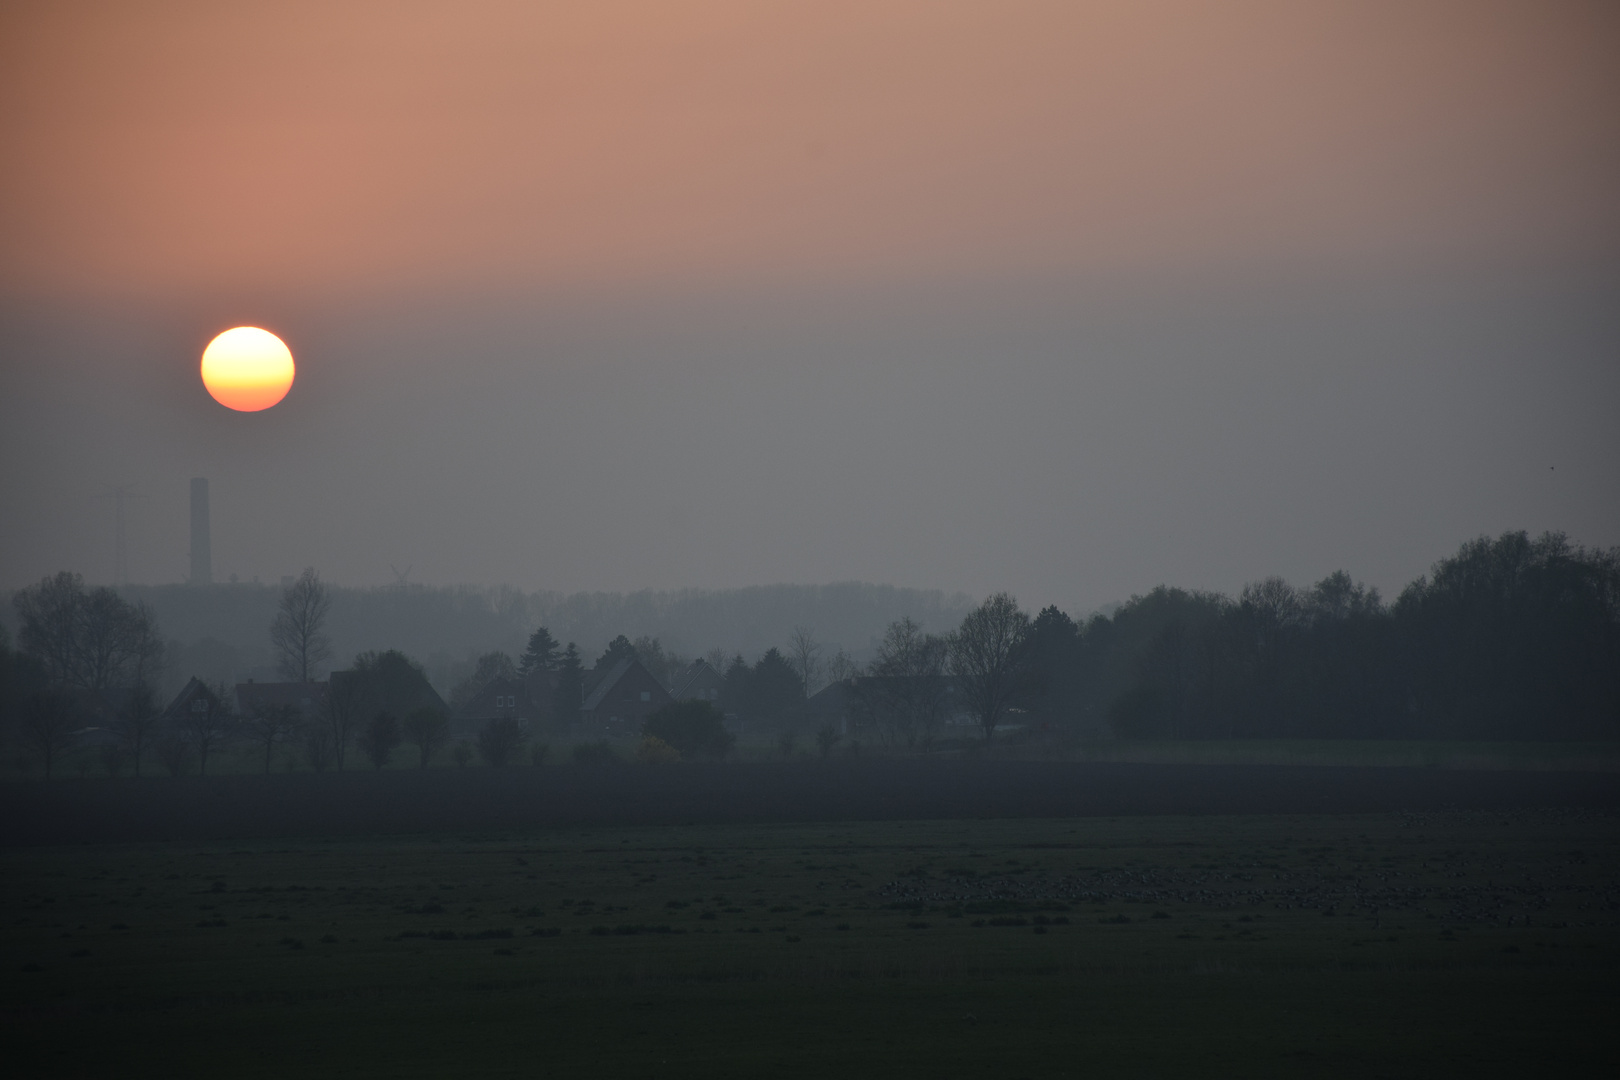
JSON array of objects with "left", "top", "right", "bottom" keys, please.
[
  {"left": 581, "top": 657, "right": 635, "bottom": 712},
  {"left": 804, "top": 678, "right": 858, "bottom": 715},
  {"left": 670, "top": 659, "right": 724, "bottom": 700},
  {"left": 161, "top": 676, "right": 225, "bottom": 720},
  {"left": 235, "top": 681, "right": 326, "bottom": 718},
  {"left": 457, "top": 675, "right": 536, "bottom": 719}
]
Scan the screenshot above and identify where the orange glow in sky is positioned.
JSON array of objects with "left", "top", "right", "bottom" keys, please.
[
  {"left": 200, "top": 327, "right": 295, "bottom": 411},
  {"left": 2, "top": 1, "right": 1616, "bottom": 300}
]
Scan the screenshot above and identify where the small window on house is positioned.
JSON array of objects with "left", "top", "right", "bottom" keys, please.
[
  {"left": 640, "top": 691, "right": 650, "bottom": 702},
  {"left": 191, "top": 699, "right": 207, "bottom": 713}
]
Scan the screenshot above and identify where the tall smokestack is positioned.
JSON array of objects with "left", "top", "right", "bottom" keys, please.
[{"left": 189, "top": 477, "right": 212, "bottom": 585}]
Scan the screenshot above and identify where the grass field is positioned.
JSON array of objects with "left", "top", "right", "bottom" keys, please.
[
  {"left": 1064, "top": 739, "right": 1620, "bottom": 771},
  {"left": 5, "top": 807, "right": 1618, "bottom": 1077},
  {"left": 27, "top": 736, "right": 1620, "bottom": 779}
]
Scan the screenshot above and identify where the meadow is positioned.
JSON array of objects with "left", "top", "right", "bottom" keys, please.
[{"left": 5, "top": 805, "right": 1618, "bottom": 1077}]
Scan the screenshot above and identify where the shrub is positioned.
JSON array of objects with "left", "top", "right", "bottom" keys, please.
[
  {"left": 815, "top": 724, "right": 841, "bottom": 758},
  {"left": 641, "top": 700, "right": 735, "bottom": 759},
  {"left": 635, "top": 734, "right": 680, "bottom": 764},
  {"left": 401, "top": 707, "right": 449, "bottom": 768},
  {"left": 477, "top": 717, "right": 525, "bottom": 767},
  {"left": 356, "top": 711, "right": 402, "bottom": 771},
  {"left": 530, "top": 742, "right": 550, "bottom": 767},
  {"left": 452, "top": 741, "right": 472, "bottom": 768}
]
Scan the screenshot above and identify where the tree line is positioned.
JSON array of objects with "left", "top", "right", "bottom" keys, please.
[{"left": 3, "top": 530, "right": 1616, "bottom": 776}]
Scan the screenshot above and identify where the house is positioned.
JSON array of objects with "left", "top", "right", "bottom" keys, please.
[
  {"left": 234, "top": 680, "right": 327, "bottom": 725},
  {"left": 162, "top": 676, "right": 228, "bottom": 723},
  {"left": 579, "top": 657, "right": 673, "bottom": 736},
  {"left": 804, "top": 679, "right": 859, "bottom": 735},
  {"left": 328, "top": 662, "right": 449, "bottom": 724},
  {"left": 805, "top": 675, "right": 976, "bottom": 738},
  {"left": 669, "top": 659, "right": 725, "bottom": 704},
  {"left": 455, "top": 675, "right": 549, "bottom": 738}
]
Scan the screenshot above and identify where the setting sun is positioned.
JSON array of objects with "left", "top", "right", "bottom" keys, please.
[{"left": 200, "top": 326, "right": 294, "bottom": 411}]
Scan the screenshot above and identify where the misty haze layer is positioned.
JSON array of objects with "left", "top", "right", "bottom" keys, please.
[
  {"left": 2, "top": 2, "right": 1617, "bottom": 607},
  {"left": 2, "top": 269, "right": 1616, "bottom": 609}
]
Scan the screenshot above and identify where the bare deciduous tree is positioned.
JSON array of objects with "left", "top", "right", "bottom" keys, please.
[
  {"left": 270, "top": 568, "right": 333, "bottom": 683},
  {"left": 323, "top": 670, "right": 366, "bottom": 771},
  {"left": 304, "top": 726, "right": 335, "bottom": 772},
  {"left": 179, "top": 682, "right": 235, "bottom": 776},
  {"left": 243, "top": 702, "right": 303, "bottom": 774},
  {"left": 401, "top": 707, "right": 449, "bottom": 768},
  {"left": 13, "top": 573, "right": 81, "bottom": 687},
  {"left": 824, "top": 648, "right": 860, "bottom": 685},
  {"left": 110, "top": 683, "right": 163, "bottom": 776},
  {"left": 13, "top": 572, "right": 164, "bottom": 692},
  {"left": 948, "top": 593, "right": 1031, "bottom": 743},
  {"left": 858, "top": 617, "right": 949, "bottom": 748},
  {"left": 787, "top": 627, "right": 822, "bottom": 699},
  {"left": 18, "top": 691, "right": 78, "bottom": 778},
  {"left": 356, "top": 711, "right": 402, "bottom": 770}
]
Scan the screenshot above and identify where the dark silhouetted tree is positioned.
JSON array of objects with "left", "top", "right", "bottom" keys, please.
[
  {"left": 949, "top": 593, "right": 1031, "bottom": 743},
  {"left": 518, "top": 626, "right": 560, "bottom": 678},
  {"left": 747, "top": 648, "right": 803, "bottom": 726},
  {"left": 477, "top": 717, "right": 525, "bottom": 766},
  {"left": 594, "top": 635, "right": 637, "bottom": 671},
  {"left": 270, "top": 568, "right": 332, "bottom": 682},
  {"left": 13, "top": 571, "right": 163, "bottom": 692},
  {"left": 552, "top": 643, "right": 585, "bottom": 725},
  {"left": 642, "top": 699, "right": 735, "bottom": 758},
  {"left": 631, "top": 636, "right": 684, "bottom": 687},
  {"left": 178, "top": 682, "right": 233, "bottom": 776},
  {"left": 18, "top": 691, "right": 77, "bottom": 778},
  {"left": 110, "top": 682, "right": 163, "bottom": 776},
  {"left": 450, "top": 651, "right": 517, "bottom": 712},
  {"left": 787, "top": 627, "right": 822, "bottom": 699},
  {"left": 242, "top": 701, "right": 302, "bottom": 774},
  {"left": 857, "top": 617, "right": 948, "bottom": 748},
  {"left": 401, "top": 707, "right": 449, "bottom": 768},
  {"left": 357, "top": 711, "right": 402, "bottom": 770}
]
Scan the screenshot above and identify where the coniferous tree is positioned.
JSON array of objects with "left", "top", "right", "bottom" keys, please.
[
  {"left": 552, "top": 643, "right": 585, "bottom": 725},
  {"left": 518, "top": 626, "right": 560, "bottom": 678},
  {"left": 594, "top": 635, "right": 637, "bottom": 671}
]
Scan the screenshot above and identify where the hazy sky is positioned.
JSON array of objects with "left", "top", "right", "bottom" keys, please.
[{"left": 2, "top": 1, "right": 1617, "bottom": 613}]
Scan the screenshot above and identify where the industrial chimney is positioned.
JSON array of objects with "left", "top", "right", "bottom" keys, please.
[{"left": 189, "top": 477, "right": 212, "bottom": 585}]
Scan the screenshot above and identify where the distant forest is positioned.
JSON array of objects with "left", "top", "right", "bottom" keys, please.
[
  {"left": 4, "top": 581, "right": 977, "bottom": 700},
  {"left": 1024, "top": 531, "right": 1617, "bottom": 742},
  {"left": 2, "top": 531, "right": 1617, "bottom": 766}
]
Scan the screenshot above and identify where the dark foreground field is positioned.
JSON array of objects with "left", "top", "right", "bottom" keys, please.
[
  {"left": 6, "top": 800, "right": 1620, "bottom": 1078},
  {"left": 5, "top": 759, "right": 1620, "bottom": 845},
  {"left": 5, "top": 765, "right": 1619, "bottom": 1077}
]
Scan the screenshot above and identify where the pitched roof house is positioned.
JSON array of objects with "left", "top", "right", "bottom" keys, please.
[
  {"left": 669, "top": 659, "right": 725, "bottom": 704},
  {"left": 162, "top": 676, "right": 228, "bottom": 723},
  {"left": 455, "top": 675, "right": 549, "bottom": 737},
  {"left": 580, "top": 657, "right": 673, "bottom": 735},
  {"left": 234, "top": 680, "right": 327, "bottom": 724}
]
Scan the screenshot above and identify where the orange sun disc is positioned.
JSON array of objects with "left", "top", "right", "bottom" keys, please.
[{"left": 200, "top": 327, "right": 295, "bottom": 411}]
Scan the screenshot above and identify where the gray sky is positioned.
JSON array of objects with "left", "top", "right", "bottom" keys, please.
[{"left": 2, "top": 2, "right": 1617, "bottom": 614}]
